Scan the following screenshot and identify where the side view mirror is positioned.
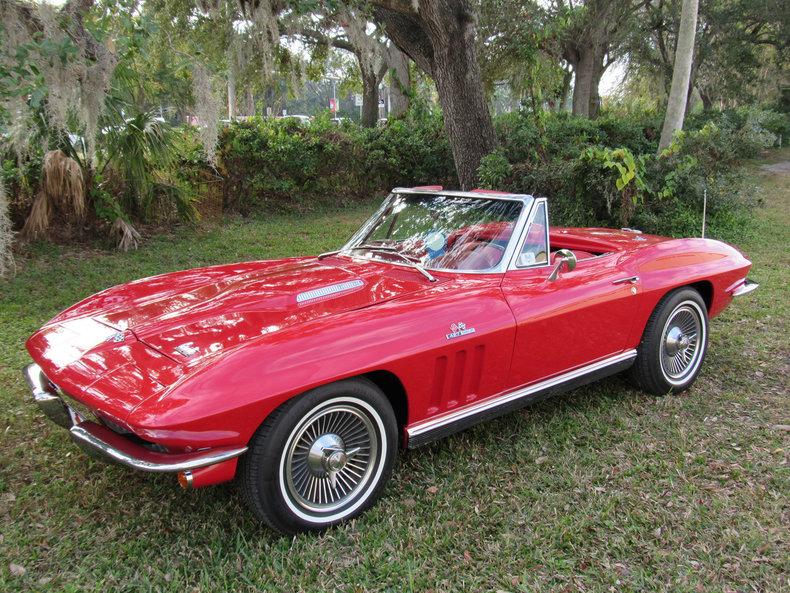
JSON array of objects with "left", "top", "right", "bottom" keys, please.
[{"left": 548, "top": 249, "right": 577, "bottom": 281}]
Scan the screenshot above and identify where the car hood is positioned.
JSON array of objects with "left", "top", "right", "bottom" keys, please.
[{"left": 27, "top": 257, "right": 430, "bottom": 390}]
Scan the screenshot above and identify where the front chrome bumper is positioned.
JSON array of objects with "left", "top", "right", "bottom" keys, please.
[
  {"left": 24, "top": 363, "right": 247, "bottom": 473},
  {"left": 730, "top": 278, "right": 759, "bottom": 297}
]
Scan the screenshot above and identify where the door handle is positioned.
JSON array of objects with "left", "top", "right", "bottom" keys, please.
[{"left": 612, "top": 276, "right": 639, "bottom": 285}]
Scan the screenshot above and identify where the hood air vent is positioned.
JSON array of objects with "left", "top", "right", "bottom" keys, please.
[{"left": 296, "top": 279, "right": 365, "bottom": 303}]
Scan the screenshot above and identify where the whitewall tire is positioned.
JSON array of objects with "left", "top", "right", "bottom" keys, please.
[{"left": 239, "top": 378, "right": 397, "bottom": 534}]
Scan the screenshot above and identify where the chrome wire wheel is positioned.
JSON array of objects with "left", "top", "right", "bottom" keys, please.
[
  {"left": 660, "top": 301, "right": 705, "bottom": 386},
  {"left": 280, "top": 397, "right": 383, "bottom": 521}
]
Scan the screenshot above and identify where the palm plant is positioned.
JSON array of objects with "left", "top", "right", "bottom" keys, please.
[{"left": 98, "top": 103, "right": 197, "bottom": 223}]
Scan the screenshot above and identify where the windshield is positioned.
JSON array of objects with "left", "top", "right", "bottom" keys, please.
[{"left": 345, "top": 193, "right": 524, "bottom": 271}]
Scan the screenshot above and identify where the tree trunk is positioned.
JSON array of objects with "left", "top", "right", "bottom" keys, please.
[
  {"left": 571, "top": 49, "right": 593, "bottom": 117},
  {"left": 227, "top": 73, "right": 236, "bottom": 120},
  {"left": 659, "top": 0, "right": 699, "bottom": 151},
  {"left": 373, "top": 2, "right": 496, "bottom": 189},
  {"left": 245, "top": 89, "right": 254, "bottom": 116},
  {"left": 560, "top": 67, "right": 573, "bottom": 112},
  {"left": 360, "top": 66, "right": 379, "bottom": 127},
  {"left": 588, "top": 55, "right": 607, "bottom": 119},
  {"left": 699, "top": 88, "right": 713, "bottom": 111},
  {"left": 432, "top": 41, "right": 495, "bottom": 189},
  {"left": 387, "top": 46, "right": 410, "bottom": 117},
  {"left": 571, "top": 45, "right": 606, "bottom": 118}
]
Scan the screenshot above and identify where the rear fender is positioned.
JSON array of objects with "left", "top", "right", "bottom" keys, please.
[{"left": 626, "top": 238, "right": 752, "bottom": 346}]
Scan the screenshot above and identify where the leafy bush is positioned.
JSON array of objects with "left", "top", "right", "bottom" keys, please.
[
  {"left": 2, "top": 150, "right": 42, "bottom": 227},
  {"left": 6, "top": 102, "right": 784, "bottom": 248},
  {"left": 685, "top": 107, "right": 789, "bottom": 152},
  {"left": 359, "top": 111, "right": 455, "bottom": 189},
  {"left": 218, "top": 117, "right": 373, "bottom": 213},
  {"left": 477, "top": 150, "right": 512, "bottom": 188},
  {"left": 217, "top": 111, "right": 455, "bottom": 213},
  {"left": 477, "top": 107, "right": 784, "bottom": 242}
]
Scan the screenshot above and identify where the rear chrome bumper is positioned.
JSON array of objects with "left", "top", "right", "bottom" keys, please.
[
  {"left": 24, "top": 363, "right": 247, "bottom": 473},
  {"left": 730, "top": 278, "right": 759, "bottom": 297}
]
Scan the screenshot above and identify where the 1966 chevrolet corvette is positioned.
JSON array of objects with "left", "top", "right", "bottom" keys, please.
[{"left": 24, "top": 187, "right": 758, "bottom": 533}]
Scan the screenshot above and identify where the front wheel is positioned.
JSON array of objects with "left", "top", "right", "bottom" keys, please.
[
  {"left": 239, "top": 378, "right": 397, "bottom": 534},
  {"left": 630, "top": 287, "right": 709, "bottom": 395}
]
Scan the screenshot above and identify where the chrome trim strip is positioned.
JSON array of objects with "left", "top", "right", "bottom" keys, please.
[
  {"left": 69, "top": 424, "right": 248, "bottom": 472},
  {"left": 731, "top": 278, "right": 758, "bottom": 297},
  {"left": 296, "top": 279, "right": 365, "bottom": 303},
  {"left": 391, "top": 187, "right": 533, "bottom": 202},
  {"left": 406, "top": 350, "right": 638, "bottom": 438}
]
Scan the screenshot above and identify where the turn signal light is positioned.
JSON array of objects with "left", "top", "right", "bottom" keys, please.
[{"left": 177, "top": 470, "right": 193, "bottom": 489}]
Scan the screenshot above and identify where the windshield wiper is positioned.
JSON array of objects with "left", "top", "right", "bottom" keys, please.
[
  {"left": 316, "top": 245, "right": 397, "bottom": 260},
  {"left": 348, "top": 245, "right": 437, "bottom": 283}
]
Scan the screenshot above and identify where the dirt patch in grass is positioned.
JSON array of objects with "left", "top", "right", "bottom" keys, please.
[{"left": 760, "top": 161, "right": 790, "bottom": 174}]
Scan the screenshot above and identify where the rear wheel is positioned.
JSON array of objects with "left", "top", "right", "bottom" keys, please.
[
  {"left": 630, "top": 287, "right": 709, "bottom": 395},
  {"left": 239, "top": 378, "right": 397, "bottom": 534}
]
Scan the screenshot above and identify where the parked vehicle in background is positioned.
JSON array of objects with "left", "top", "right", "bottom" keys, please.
[
  {"left": 24, "top": 187, "right": 757, "bottom": 533},
  {"left": 277, "top": 115, "right": 312, "bottom": 125}
]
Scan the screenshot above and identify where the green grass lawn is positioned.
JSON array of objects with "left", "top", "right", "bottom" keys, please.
[{"left": 1, "top": 152, "right": 788, "bottom": 592}]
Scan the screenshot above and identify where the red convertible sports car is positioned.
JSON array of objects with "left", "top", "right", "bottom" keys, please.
[{"left": 24, "top": 187, "right": 758, "bottom": 533}]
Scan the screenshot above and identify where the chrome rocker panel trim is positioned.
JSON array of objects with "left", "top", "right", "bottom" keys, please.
[
  {"left": 406, "top": 349, "right": 638, "bottom": 448},
  {"left": 24, "top": 363, "right": 247, "bottom": 473}
]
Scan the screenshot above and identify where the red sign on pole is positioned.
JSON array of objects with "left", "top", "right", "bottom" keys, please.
[{"left": 329, "top": 98, "right": 337, "bottom": 113}]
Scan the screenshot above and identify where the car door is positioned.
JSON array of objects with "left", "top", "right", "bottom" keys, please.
[{"left": 501, "top": 199, "right": 641, "bottom": 389}]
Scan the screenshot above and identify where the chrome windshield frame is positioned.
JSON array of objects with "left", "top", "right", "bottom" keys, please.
[
  {"left": 339, "top": 190, "right": 535, "bottom": 275},
  {"left": 506, "top": 197, "right": 552, "bottom": 271}
]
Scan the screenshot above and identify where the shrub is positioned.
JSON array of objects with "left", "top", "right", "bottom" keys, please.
[
  {"left": 5, "top": 103, "right": 783, "bottom": 248},
  {"left": 480, "top": 108, "right": 775, "bottom": 242},
  {"left": 217, "top": 111, "right": 456, "bottom": 214},
  {"left": 218, "top": 117, "right": 372, "bottom": 213},
  {"left": 359, "top": 110, "right": 455, "bottom": 188},
  {"left": 477, "top": 150, "right": 512, "bottom": 188}
]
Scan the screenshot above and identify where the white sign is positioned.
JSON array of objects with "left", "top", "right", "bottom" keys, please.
[{"left": 354, "top": 94, "right": 363, "bottom": 107}]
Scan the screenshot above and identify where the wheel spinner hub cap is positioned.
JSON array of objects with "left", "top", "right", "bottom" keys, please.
[
  {"left": 283, "top": 403, "right": 378, "bottom": 514},
  {"left": 660, "top": 304, "right": 703, "bottom": 382},
  {"left": 664, "top": 326, "right": 690, "bottom": 356},
  {"left": 306, "top": 433, "right": 348, "bottom": 474}
]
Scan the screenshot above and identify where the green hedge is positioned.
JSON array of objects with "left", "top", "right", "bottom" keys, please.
[
  {"left": 217, "top": 112, "right": 454, "bottom": 213},
  {"left": 6, "top": 105, "right": 786, "bottom": 244},
  {"left": 477, "top": 107, "right": 787, "bottom": 242}
]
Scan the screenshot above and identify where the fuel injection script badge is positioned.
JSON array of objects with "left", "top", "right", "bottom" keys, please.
[{"left": 446, "top": 322, "right": 476, "bottom": 340}]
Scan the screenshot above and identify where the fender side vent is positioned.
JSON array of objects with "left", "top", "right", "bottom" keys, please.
[{"left": 296, "top": 279, "right": 365, "bottom": 303}]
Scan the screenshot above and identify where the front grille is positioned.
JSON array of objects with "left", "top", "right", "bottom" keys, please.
[
  {"left": 51, "top": 376, "right": 169, "bottom": 453},
  {"left": 57, "top": 389, "right": 98, "bottom": 423}
]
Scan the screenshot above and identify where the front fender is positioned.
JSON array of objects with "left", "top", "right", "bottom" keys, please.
[{"left": 127, "top": 279, "right": 517, "bottom": 449}]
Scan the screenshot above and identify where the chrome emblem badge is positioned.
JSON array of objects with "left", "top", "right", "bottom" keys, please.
[{"left": 446, "top": 321, "right": 476, "bottom": 340}]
